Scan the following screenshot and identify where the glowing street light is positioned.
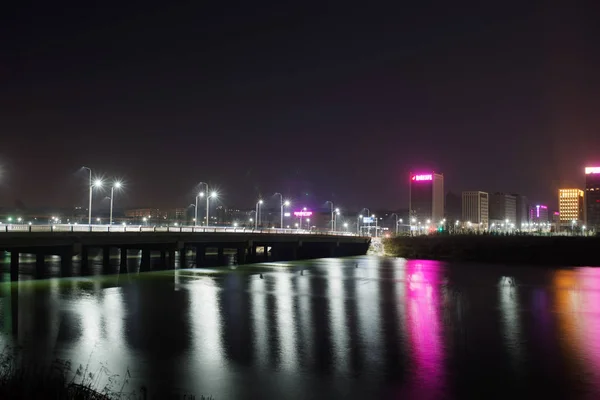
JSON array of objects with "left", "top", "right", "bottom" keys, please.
[
  {"left": 109, "top": 180, "right": 122, "bottom": 226},
  {"left": 325, "top": 201, "right": 335, "bottom": 231},
  {"left": 195, "top": 191, "right": 204, "bottom": 226},
  {"left": 207, "top": 191, "right": 217, "bottom": 226},
  {"left": 274, "top": 193, "right": 290, "bottom": 229},
  {"left": 255, "top": 199, "right": 263, "bottom": 229}
]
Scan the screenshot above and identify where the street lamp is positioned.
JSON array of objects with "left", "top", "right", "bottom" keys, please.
[
  {"left": 109, "top": 181, "right": 122, "bottom": 226},
  {"left": 207, "top": 191, "right": 217, "bottom": 226},
  {"left": 195, "top": 191, "right": 205, "bottom": 226},
  {"left": 306, "top": 218, "right": 310, "bottom": 230},
  {"left": 255, "top": 199, "right": 263, "bottom": 229},
  {"left": 82, "top": 166, "right": 96, "bottom": 225},
  {"left": 391, "top": 213, "right": 400, "bottom": 235},
  {"left": 325, "top": 201, "right": 335, "bottom": 231},
  {"left": 274, "top": 193, "right": 290, "bottom": 229},
  {"left": 335, "top": 208, "right": 340, "bottom": 231}
]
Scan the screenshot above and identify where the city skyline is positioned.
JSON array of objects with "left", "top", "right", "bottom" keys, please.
[{"left": 2, "top": 2, "right": 599, "bottom": 209}]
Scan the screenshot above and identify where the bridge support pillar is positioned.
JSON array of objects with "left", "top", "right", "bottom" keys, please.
[
  {"left": 217, "top": 247, "right": 225, "bottom": 265},
  {"left": 195, "top": 245, "right": 205, "bottom": 267},
  {"left": 249, "top": 245, "right": 257, "bottom": 264},
  {"left": 236, "top": 246, "right": 246, "bottom": 264},
  {"left": 160, "top": 250, "right": 167, "bottom": 269},
  {"left": 168, "top": 248, "right": 176, "bottom": 269},
  {"left": 179, "top": 248, "right": 187, "bottom": 269},
  {"left": 140, "top": 248, "right": 151, "bottom": 272},
  {"left": 10, "top": 251, "right": 19, "bottom": 281},
  {"left": 102, "top": 246, "right": 111, "bottom": 272},
  {"left": 119, "top": 248, "right": 128, "bottom": 274},
  {"left": 81, "top": 247, "right": 89, "bottom": 273},
  {"left": 60, "top": 248, "right": 73, "bottom": 277},
  {"left": 35, "top": 253, "right": 45, "bottom": 278}
]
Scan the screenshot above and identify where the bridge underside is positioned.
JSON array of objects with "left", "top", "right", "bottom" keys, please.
[{"left": 1, "top": 233, "right": 370, "bottom": 280}]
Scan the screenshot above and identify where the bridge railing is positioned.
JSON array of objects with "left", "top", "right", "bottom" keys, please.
[{"left": 0, "top": 224, "right": 363, "bottom": 237}]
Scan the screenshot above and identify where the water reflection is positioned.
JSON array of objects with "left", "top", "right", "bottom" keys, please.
[
  {"left": 402, "top": 260, "right": 445, "bottom": 400},
  {"left": 4, "top": 257, "right": 600, "bottom": 398}
]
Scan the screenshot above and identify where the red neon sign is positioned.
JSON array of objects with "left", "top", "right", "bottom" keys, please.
[
  {"left": 293, "top": 211, "right": 312, "bottom": 217},
  {"left": 411, "top": 174, "right": 433, "bottom": 182}
]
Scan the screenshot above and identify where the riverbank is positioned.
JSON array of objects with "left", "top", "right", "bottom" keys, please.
[{"left": 382, "top": 235, "right": 600, "bottom": 266}]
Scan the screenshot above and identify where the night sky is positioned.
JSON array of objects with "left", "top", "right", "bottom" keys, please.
[{"left": 1, "top": 1, "right": 599, "bottom": 211}]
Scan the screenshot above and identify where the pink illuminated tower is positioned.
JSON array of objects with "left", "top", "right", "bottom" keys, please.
[
  {"left": 585, "top": 166, "right": 600, "bottom": 231},
  {"left": 409, "top": 171, "right": 444, "bottom": 226}
]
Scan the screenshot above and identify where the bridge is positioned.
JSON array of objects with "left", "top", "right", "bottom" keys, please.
[{"left": 0, "top": 224, "right": 371, "bottom": 280}]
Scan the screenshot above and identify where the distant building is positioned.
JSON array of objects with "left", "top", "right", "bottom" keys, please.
[
  {"left": 125, "top": 208, "right": 162, "bottom": 221},
  {"left": 489, "top": 193, "right": 517, "bottom": 228},
  {"left": 409, "top": 171, "right": 444, "bottom": 227},
  {"left": 558, "top": 189, "right": 584, "bottom": 229},
  {"left": 462, "top": 191, "right": 489, "bottom": 230},
  {"left": 513, "top": 194, "right": 529, "bottom": 229},
  {"left": 445, "top": 191, "right": 462, "bottom": 224},
  {"left": 529, "top": 205, "right": 549, "bottom": 223},
  {"left": 585, "top": 167, "right": 600, "bottom": 232}
]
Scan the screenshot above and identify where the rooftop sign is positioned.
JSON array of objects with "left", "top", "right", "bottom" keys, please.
[
  {"left": 411, "top": 174, "right": 433, "bottom": 182},
  {"left": 585, "top": 167, "right": 600, "bottom": 174},
  {"left": 293, "top": 211, "right": 312, "bottom": 217}
]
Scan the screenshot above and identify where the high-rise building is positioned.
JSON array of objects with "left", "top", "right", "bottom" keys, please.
[
  {"left": 558, "top": 188, "right": 584, "bottom": 229},
  {"left": 445, "top": 191, "right": 462, "bottom": 224},
  {"left": 513, "top": 194, "right": 529, "bottom": 229},
  {"left": 462, "top": 191, "right": 489, "bottom": 230},
  {"left": 409, "top": 171, "right": 444, "bottom": 226},
  {"left": 489, "top": 193, "right": 517, "bottom": 227},
  {"left": 585, "top": 167, "right": 600, "bottom": 232},
  {"left": 529, "top": 204, "right": 549, "bottom": 223}
]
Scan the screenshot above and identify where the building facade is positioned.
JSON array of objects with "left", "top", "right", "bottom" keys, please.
[
  {"left": 409, "top": 171, "right": 444, "bottom": 227},
  {"left": 462, "top": 191, "right": 489, "bottom": 230},
  {"left": 585, "top": 167, "right": 600, "bottom": 232},
  {"left": 529, "top": 204, "right": 549, "bottom": 223},
  {"left": 489, "top": 193, "right": 517, "bottom": 228},
  {"left": 513, "top": 194, "right": 529, "bottom": 229},
  {"left": 558, "top": 188, "right": 584, "bottom": 229}
]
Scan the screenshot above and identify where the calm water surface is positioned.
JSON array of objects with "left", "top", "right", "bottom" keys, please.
[{"left": 1, "top": 255, "right": 600, "bottom": 399}]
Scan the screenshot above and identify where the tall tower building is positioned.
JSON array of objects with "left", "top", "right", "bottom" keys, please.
[
  {"left": 489, "top": 193, "right": 517, "bottom": 227},
  {"left": 558, "top": 188, "right": 584, "bottom": 230},
  {"left": 462, "top": 191, "right": 489, "bottom": 230},
  {"left": 409, "top": 171, "right": 444, "bottom": 226},
  {"left": 585, "top": 167, "right": 600, "bottom": 232}
]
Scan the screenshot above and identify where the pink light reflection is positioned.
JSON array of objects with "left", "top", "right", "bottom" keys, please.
[{"left": 400, "top": 260, "right": 445, "bottom": 400}]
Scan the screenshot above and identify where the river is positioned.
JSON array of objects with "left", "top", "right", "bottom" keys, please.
[{"left": 1, "top": 254, "right": 599, "bottom": 399}]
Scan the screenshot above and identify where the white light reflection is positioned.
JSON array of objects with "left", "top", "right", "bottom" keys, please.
[
  {"left": 356, "top": 257, "right": 382, "bottom": 371},
  {"left": 325, "top": 259, "right": 349, "bottom": 374},
  {"left": 189, "top": 278, "right": 225, "bottom": 372},
  {"left": 274, "top": 273, "right": 298, "bottom": 371},
  {"left": 499, "top": 276, "right": 523, "bottom": 375},
  {"left": 393, "top": 258, "right": 408, "bottom": 353},
  {"left": 101, "top": 288, "right": 124, "bottom": 344},
  {"left": 251, "top": 276, "right": 268, "bottom": 369},
  {"left": 296, "top": 269, "right": 314, "bottom": 367}
]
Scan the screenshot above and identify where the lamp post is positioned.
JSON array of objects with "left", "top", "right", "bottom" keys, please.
[
  {"left": 195, "top": 192, "right": 204, "bottom": 226},
  {"left": 255, "top": 200, "right": 263, "bottom": 229},
  {"left": 274, "top": 193, "right": 289, "bottom": 229},
  {"left": 196, "top": 182, "right": 209, "bottom": 226},
  {"left": 82, "top": 166, "right": 93, "bottom": 225},
  {"left": 373, "top": 215, "right": 378, "bottom": 237},
  {"left": 325, "top": 201, "right": 334, "bottom": 231},
  {"left": 207, "top": 191, "right": 217, "bottom": 226},
  {"left": 109, "top": 181, "right": 121, "bottom": 225},
  {"left": 391, "top": 213, "right": 399, "bottom": 235},
  {"left": 334, "top": 208, "right": 340, "bottom": 231}
]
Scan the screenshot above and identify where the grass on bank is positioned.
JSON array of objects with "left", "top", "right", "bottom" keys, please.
[{"left": 0, "top": 347, "right": 212, "bottom": 399}]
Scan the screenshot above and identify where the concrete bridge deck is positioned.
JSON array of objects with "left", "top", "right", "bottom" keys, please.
[{"left": 0, "top": 224, "right": 371, "bottom": 280}]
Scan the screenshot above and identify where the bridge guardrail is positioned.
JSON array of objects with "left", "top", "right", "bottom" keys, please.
[{"left": 0, "top": 224, "right": 365, "bottom": 237}]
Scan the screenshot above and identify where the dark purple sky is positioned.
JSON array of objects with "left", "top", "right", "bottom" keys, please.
[{"left": 1, "top": 1, "right": 599, "bottom": 211}]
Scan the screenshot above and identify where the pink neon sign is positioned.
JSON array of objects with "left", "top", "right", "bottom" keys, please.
[
  {"left": 411, "top": 174, "right": 433, "bottom": 182},
  {"left": 586, "top": 167, "right": 600, "bottom": 175},
  {"left": 293, "top": 211, "right": 312, "bottom": 217}
]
